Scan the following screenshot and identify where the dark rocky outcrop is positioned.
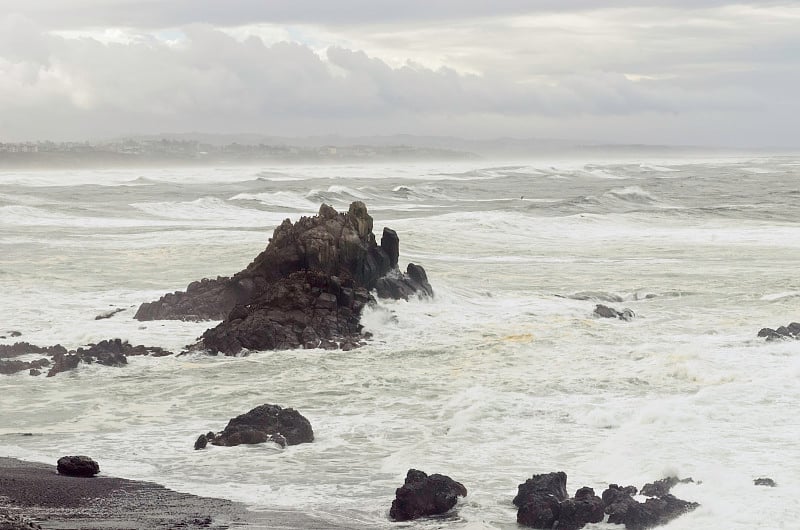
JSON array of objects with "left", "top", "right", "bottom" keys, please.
[
  {"left": 602, "top": 483, "right": 698, "bottom": 530},
  {"left": 0, "top": 340, "right": 171, "bottom": 377},
  {"left": 754, "top": 477, "right": 777, "bottom": 487},
  {"left": 389, "top": 469, "right": 467, "bottom": 522},
  {"left": 56, "top": 456, "right": 99, "bottom": 477},
  {"left": 758, "top": 322, "right": 800, "bottom": 341},
  {"left": 200, "top": 404, "right": 312, "bottom": 448},
  {"left": 194, "top": 435, "right": 208, "bottom": 450},
  {"left": 514, "top": 472, "right": 603, "bottom": 529},
  {"left": 594, "top": 304, "right": 635, "bottom": 321},
  {"left": 135, "top": 202, "right": 432, "bottom": 355}
]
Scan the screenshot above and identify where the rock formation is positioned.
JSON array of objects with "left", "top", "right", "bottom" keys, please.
[
  {"left": 0, "top": 340, "right": 171, "bottom": 377},
  {"left": 135, "top": 202, "right": 432, "bottom": 354},
  {"left": 197, "top": 404, "right": 313, "bottom": 449},
  {"left": 758, "top": 322, "right": 800, "bottom": 340},
  {"left": 56, "top": 456, "right": 100, "bottom": 477},
  {"left": 389, "top": 469, "right": 467, "bottom": 521},
  {"left": 754, "top": 477, "right": 776, "bottom": 487},
  {"left": 514, "top": 472, "right": 603, "bottom": 530}
]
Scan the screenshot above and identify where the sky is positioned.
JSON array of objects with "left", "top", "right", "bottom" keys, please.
[{"left": 0, "top": 1, "right": 798, "bottom": 147}]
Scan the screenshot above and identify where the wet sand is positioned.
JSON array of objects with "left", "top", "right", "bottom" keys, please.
[{"left": 0, "top": 457, "right": 354, "bottom": 529}]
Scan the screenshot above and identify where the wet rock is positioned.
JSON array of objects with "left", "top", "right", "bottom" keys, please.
[
  {"left": 194, "top": 435, "right": 208, "bottom": 450},
  {"left": 389, "top": 469, "right": 467, "bottom": 521},
  {"left": 9, "top": 331, "right": 22, "bottom": 337},
  {"left": 135, "top": 202, "right": 432, "bottom": 354},
  {"left": 594, "top": 304, "right": 635, "bottom": 321},
  {"left": 602, "top": 483, "right": 698, "bottom": 530},
  {"left": 205, "top": 404, "right": 313, "bottom": 447},
  {"left": 28, "top": 369, "right": 41, "bottom": 376},
  {"left": 514, "top": 472, "right": 604, "bottom": 529},
  {"left": 758, "top": 322, "right": 800, "bottom": 340},
  {"left": 754, "top": 477, "right": 777, "bottom": 487},
  {"left": 56, "top": 456, "right": 99, "bottom": 477}
]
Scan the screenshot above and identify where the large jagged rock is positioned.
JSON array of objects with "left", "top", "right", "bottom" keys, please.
[
  {"left": 389, "top": 469, "right": 467, "bottom": 521},
  {"left": 135, "top": 202, "right": 432, "bottom": 355},
  {"left": 200, "top": 404, "right": 313, "bottom": 448},
  {"left": 514, "top": 472, "right": 603, "bottom": 530}
]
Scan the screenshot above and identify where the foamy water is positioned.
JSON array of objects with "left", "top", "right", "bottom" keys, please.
[{"left": 2, "top": 156, "right": 800, "bottom": 529}]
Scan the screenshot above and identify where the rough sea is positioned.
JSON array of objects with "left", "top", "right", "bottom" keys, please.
[{"left": 1, "top": 155, "right": 799, "bottom": 529}]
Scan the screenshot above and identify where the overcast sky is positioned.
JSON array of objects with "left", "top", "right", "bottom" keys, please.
[{"left": 0, "top": 1, "right": 797, "bottom": 147}]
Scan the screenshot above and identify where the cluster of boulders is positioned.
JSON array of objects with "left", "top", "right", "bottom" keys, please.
[
  {"left": 0, "top": 339, "right": 171, "bottom": 377},
  {"left": 386, "top": 470, "right": 699, "bottom": 528},
  {"left": 194, "top": 404, "right": 314, "bottom": 450},
  {"left": 135, "top": 202, "right": 432, "bottom": 355},
  {"left": 758, "top": 322, "right": 800, "bottom": 340}
]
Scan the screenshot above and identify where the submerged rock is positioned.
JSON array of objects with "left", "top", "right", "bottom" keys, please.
[
  {"left": 640, "top": 477, "right": 694, "bottom": 498},
  {"left": 202, "top": 404, "right": 312, "bottom": 448},
  {"left": 95, "top": 308, "right": 125, "bottom": 320},
  {"left": 754, "top": 477, "right": 777, "bottom": 487},
  {"left": 389, "top": 469, "right": 467, "bottom": 521},
  {"left": 757, "top": 322, "right": 800, "bottom": 341},
  {"left": 47, "top": 339, "right": 171, "bottom": 377},
  {"left": 593, "top": 304, "right": 635, "bottom": 321},
  {"left": 56, "top": 456, "right": 99, "bottom": 477},
  {"left": 135, "top": 202, "right": 432, "bottom": 355}
]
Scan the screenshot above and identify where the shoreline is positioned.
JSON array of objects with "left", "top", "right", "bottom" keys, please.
[{"left": 0, "top": 457, "right": 356, "bottom": 529}]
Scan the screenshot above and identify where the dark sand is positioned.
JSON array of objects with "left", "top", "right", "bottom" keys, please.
[{"left": 0, "top": 457, "right": 358, "bottom": 529}]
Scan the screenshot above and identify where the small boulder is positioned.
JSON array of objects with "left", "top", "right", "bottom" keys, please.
[
  {"left": 640, "top": 476, "right": 694, "bottom": 497},
  {"left": 194, "top": 434, "right": 208, "bottom": 450},
  {"left": 56, "top": 455, "right": 100, "bottom": 477},
  {"left": 389, "top": 469, "right": 467, "bottom": 521}
]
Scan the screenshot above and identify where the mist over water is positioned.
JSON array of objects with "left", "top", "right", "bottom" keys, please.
[{"left": 1, "top": 156, "right": 800, "bottom": 529}]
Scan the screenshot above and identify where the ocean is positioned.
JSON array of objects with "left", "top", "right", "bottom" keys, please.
[{"left": 1, "top": 155, "right": 799, "bottom": 529}]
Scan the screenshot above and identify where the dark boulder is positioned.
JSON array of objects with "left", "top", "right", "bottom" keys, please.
[
  {"left": 0, "top": 342, "right": 66, "bottom": 359},
  {"left": 389, "top": 469, "right": 467, "bottom": 521},
  {"left": 594, "top": 304, "right": 635, "bottom": 321},
  {"left": 194, "top": 435, "right": 208, "bottom": 450},
  {"left": 758, "top": 322, "right": 800, "bottom": 341},
  {"left": 135, "top": 202, "right": 432, "bottom": 354},
  {"left": 515, "top": 473, "right": 603, "bottom": 529},
  {"left": 204, "top": 404, "right": 313, "bottom": 448},
  {"left": 754, "top": 477, "right": 777, "bottom": 487},
  {"left": 95, "top": 308, "right": 125, "bottom": 320},
  {"left": 56, "top": 456, "right": 99, "bottom": 477}
]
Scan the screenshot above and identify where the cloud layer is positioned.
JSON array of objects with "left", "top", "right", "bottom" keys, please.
[{"left": 0, "top": 2, "right": 797, "bottom": 146}]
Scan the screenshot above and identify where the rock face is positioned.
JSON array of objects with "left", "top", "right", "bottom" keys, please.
[
  {"left": 389, "top": 469, "right": 467, "bottom": 522},
  {"left": 513, "top": 472, "right": 603, "bottom": 530},
  {"left": 602, "top": 482, "right": 698, "bottom": 530},
  {"left": 0, "top": 340, "right": 172, "bottom": 377},
  {"left": 200, "top": 404, "right": 313, "bottom": 448},
  {"left": 758, "top": 322, "right": 800, "bottom": 340},
  {"left": 135, "top": 202, "right": 432, "bottom": 355},
  {"left": 56, "top": 456, "right": 99, "bottom": 477},
  {"left": 594, "top": 304, "right": 635, "bottom": 321}
]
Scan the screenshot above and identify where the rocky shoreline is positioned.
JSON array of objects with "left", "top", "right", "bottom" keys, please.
[{"left": 0, "top": 457, "right": 353, "bottom": 529}]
